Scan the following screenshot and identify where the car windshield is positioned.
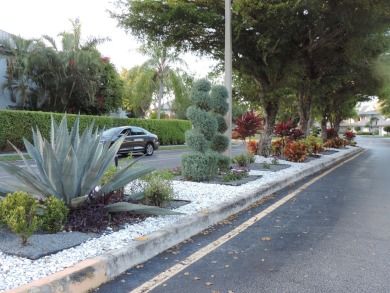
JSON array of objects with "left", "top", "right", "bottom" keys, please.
[{"left": 102, "top": 128, "right": 121, "bottom": 137}]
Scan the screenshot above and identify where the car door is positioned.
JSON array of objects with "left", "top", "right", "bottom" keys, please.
[
  {"left": 118, "top": 128, "right": 133, "bottom": 153},
  {"left": 130, "top": 126, "right": 148, "bottom": 153}
]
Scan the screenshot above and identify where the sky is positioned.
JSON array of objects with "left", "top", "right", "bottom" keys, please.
[{"left": 0, "top": 0, "right": 215, "bottom": 77}]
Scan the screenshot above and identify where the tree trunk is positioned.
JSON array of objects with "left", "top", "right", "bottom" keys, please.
[
  {"left": 333, "top": 115, "right": 343, "bottom": 136},
  {"left": 258, "top": 99, "right": 279, "bottom": 157},
  {"left": 320, "top": 115, "right": 327, "bottom": 141},
  {"left": 157, "top": 79, "right": 164, "bottom": 119},
  {"left": 297, "top": 89, "right": 312, "bottom": 137}
]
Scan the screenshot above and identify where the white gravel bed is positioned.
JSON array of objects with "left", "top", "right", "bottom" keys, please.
[{"left": 0, "top": 147, "right": 354, "bottom": 291}]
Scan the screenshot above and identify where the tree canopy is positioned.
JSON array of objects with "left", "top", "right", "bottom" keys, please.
[
  {"left": 110, "top": 0, "right": 390, "bottom": 153},
  {"left": 0, "top": 19, "right": 123, "bottom": 115}
]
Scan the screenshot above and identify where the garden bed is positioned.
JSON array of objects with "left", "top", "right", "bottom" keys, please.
[{"left": 0, "top": 199, "right": 192, "bottom": 260}]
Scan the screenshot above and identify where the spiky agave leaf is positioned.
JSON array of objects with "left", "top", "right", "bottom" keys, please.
[
  {"left": 0, "top": 186, "right": 13, "bottom": 197},
  {"left": 105, "top": 202, "right": 184, "bottom": 216},
  {"left": 124, "top": 192, "right": 145, "bottom": 201},
  {"left": 0, "top": 162, "right": 57, "bottom": 196},
  {"left": 96, "top": 156, "right": 154, "bottom": 196},
  {"left": 0, "top": 114, "right": 127, "bottom": 205}
]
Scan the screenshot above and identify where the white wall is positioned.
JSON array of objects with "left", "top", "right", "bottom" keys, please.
[{"left": 0, "top": 29, "right": 17, "bottom": 110}]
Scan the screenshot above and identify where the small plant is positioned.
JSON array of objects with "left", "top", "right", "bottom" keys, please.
[
  {"left": 262, "top": 163, "right": 271, "bottom": 169},
  {"left": 222, "top": 169, "right": 249, "bottom": 182},
  {"left": 246, "top": 140, "right": 258, "bottom": 154},
  {"left": 143, "top": 173, "right": 174, "bottom": 207},
  {"left": 283, "top": 141, "right": 307, "bottom": 162},
  {"left": 274, "top": 120, "right": 295, "bottom": 137},
  {"left": 271, "top": 158, "right": 279, "bottom": 165},
  {"left": 233, "top": 152, "right": 254, "bottom": 167},
  {"left": 300, "top": 135, "right": 324, "bottom": 156},
  {"left": 233, "top": 110, "right": 263, "bottom": 142},
  {"left": 324, "top": 137, "right": 348, "bottom": 149},
  {"left": 343, "top": 130, "right": 356, "bottom": 141},
  {"left": 39, "top": 196, "right": 69, "bottom": 234},
  {"left": 271, "top": 138, "right": 285, "bottom": 156},
  {"left": 100, "top": 165, "right": 118, "bottom": 186},
  {"left": 169, "top": 166, "right": 182, "bottom": 176},
  {"left": 326, "top": 128, "right": 338, "bottom": 139},
  {"left": 0, "top": 191, "right": 41, "bottom": 245}
]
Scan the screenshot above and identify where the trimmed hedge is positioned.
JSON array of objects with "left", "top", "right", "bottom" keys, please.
[{"left": 0, "top": 110, "right": 191, "bottom": 152}]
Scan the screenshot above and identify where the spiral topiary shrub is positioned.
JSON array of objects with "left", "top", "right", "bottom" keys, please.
[{"left": 182, "top": 79, "right": 230, "bottom": 181}]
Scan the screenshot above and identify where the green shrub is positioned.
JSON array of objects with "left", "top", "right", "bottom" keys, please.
[
  {"left": 210, "top": 134, "right": 229, "bottom": 153},
  {"left": 143, "top": 174, "right": 174, "bottom": 207},
  {"left": 182, "top": 151, "right": 218, "bottom": 181},
  {"left": 39, "top": 196, "right": 69, "bottom": 233},
  {"left": 182, "top": 79, "right": 229, "bottom": 181},
  {"left": 0, "top": 110, "right": 191, "bottom": 152},
  {"left": 300, "top": 135, "right": 324, "bottom": 155},
  {"left": 233, "top": 152, "right": 254, "bottom": 167},
  {"left": 216, "top": 153, "right": 231, "bottom": 173},
  {"left": 100, "top": 165, "right": 118, "bottom": 186},
  {"left": 262, "top": 163, "right": 271, "bottom": 169},
  {"left": 1, "top": 191, "right": 41, "bottom": 245},
  {"left": 0, "top": 197, "right": 5, "bottom": 227}
]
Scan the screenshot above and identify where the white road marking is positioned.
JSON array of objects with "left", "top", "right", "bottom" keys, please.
[{"left": 130, "top": 150, "right": 364, "bottom": 293}]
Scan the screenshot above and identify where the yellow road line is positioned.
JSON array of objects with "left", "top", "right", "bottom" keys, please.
[{"left": 130, "top": 150, "right": 364, "bottom": 293}]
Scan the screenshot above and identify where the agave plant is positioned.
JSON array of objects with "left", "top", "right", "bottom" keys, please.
[{"left": 0, "top": 115, "right": 183, "bottom": 216}]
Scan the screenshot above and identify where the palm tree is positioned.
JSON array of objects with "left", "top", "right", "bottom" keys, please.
[
  {"left": 37, "top": 18, "right": 111, "bottom": 112},
  {"left": 0, "top": 35, "right": 38, "bottom": 108},
  {"left": 138, "top": 44, "right": 188, "bottom": 119}
]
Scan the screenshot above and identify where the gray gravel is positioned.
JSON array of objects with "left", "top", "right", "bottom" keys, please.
[{"left": 0, "top": 228, "right": 98, "bottom": 260}]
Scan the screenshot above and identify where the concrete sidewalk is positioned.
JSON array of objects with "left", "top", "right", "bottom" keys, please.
[{"left": 6, "top": 146, "right": 364, "bottom": 293}]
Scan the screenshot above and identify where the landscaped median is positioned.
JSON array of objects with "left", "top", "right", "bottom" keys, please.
[{"left": 1, "top": 146, "right": 364, "bottom": 293}]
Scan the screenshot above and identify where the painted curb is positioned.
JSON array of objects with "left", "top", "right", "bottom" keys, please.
[{"left": 6, "top": 147, "right": 364, "bottom": 293}]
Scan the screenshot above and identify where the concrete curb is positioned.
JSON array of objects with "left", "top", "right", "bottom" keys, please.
[{"left": 7, "top": 147, "right": 365, "bottom": 293}]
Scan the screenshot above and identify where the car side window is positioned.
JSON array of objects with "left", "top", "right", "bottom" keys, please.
[
  {"left": 131, "top": 127, "right": 146, "bottom": 135},
  {"left": 120, "top": 129, "right": 131, "bottom": 136}
]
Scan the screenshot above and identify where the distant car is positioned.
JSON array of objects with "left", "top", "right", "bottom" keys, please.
[{"left": 100, "top": 126, "right": 160, "bottom": 156}]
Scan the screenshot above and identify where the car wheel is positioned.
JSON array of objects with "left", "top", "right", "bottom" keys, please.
[{"left": 145, "top": 143, "right": 154, "bottom": 156}]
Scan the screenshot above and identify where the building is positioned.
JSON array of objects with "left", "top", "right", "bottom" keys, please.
[
  {"left": 0, "top": 29, "right": 17, "bottom": 110},
  {"left": 340, "top": 98, "right": 390, "bottom": 136}
]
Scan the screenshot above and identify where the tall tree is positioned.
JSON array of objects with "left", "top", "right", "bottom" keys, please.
[
  {"left": 110, "top": 0, "right": 299, "bottom": 155},
  {"left": 110, "top": 0, "right": 390, "bottom": 153},
  {"left": 121, "top": 66, "right": 155, "bottom": 117},
  {"left": 290, "top": 1, "right": 390, "bottom": 136},
  {"left": 138, "top": 44, "right": 188, "bottom": 119},
  {"left": 1, "top": 18, "right": 122, "bottom": 114},
  {"left": 0, "top": 35, "right": 38, "bottom": 108}
]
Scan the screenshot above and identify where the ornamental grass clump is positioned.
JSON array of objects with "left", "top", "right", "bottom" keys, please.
[
  {"left": 233, "top": 152, "right": 255, "bottom": 168},
  {"left": 182, "top": 79, "right": 230, "bottom": 181}
]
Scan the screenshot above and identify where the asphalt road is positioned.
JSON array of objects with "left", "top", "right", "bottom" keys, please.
[
  {"left": 0, "top": 143, "right": 247, "bottom": 187},
  {"left": 93, "top": 136, "right": 390, "bottom": 293},
  {"left": 123, "top": 142, "right": 248, "bottom": 171}
]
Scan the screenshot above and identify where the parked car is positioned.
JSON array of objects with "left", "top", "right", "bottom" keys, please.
[{"left": 100, "top": 126, "right": 160, "bottom": 156}]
